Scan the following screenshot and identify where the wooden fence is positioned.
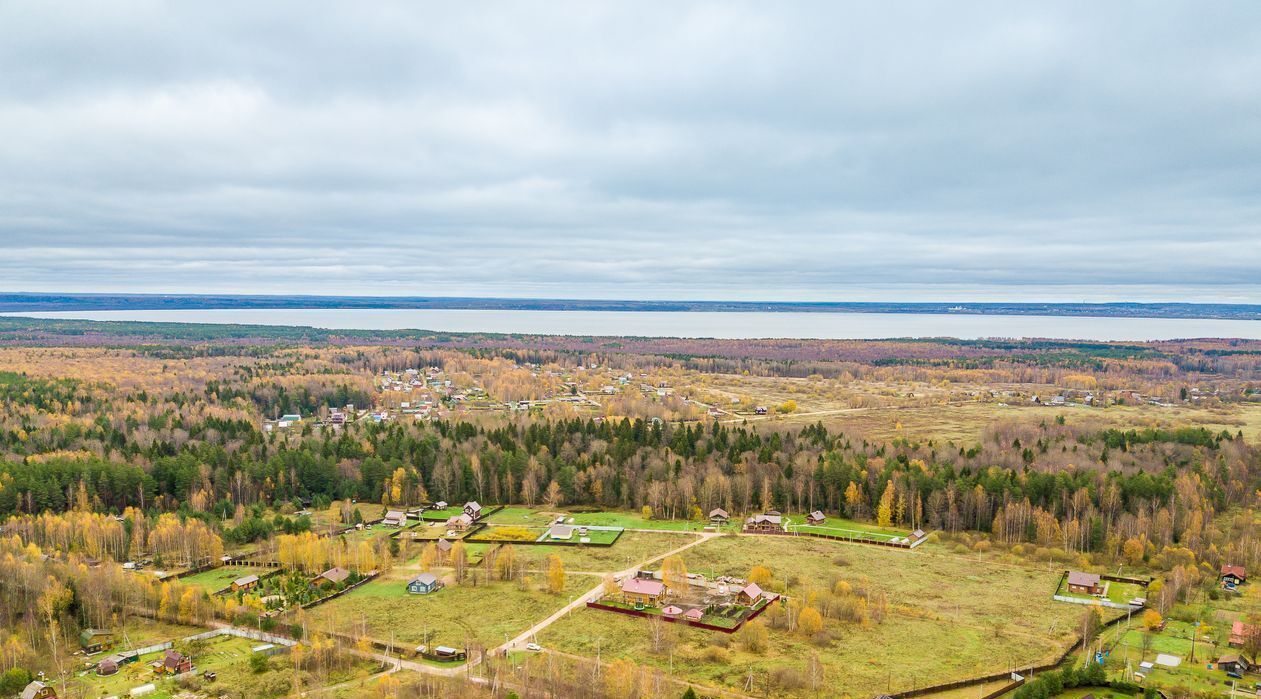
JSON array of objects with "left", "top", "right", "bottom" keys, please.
[
  {"left": 586, "top": 595, "right": 776, "bottom": 634},
  {"left": 464, "top": 528, "right": 624, "bottom": 548},
  {"left": 751, "top": 527, "right": 933, "bottom": 550}
]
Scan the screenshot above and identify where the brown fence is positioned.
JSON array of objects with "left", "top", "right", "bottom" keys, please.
[
  {"left": 464, "top": 528, "right": 623, "bottom": 548},
  {"left": 1100, "top": 573, "right": 1151, "bottom": 587},
  {"left": 750, "top": 527, "right": 926, "bottom": 550},
  {"left": 168, "top": 562, "right": 219, "bottom": 580},
  {"left": 586, "top": 596, "right": 776, "bottom": 634}
]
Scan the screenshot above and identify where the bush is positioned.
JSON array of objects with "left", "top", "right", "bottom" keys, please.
[
  {"left": 0, "top": 668, "right": 32, "bottom": 697},
  {"left": 699, "top": 645, "right": 729, "bottom": 662},
  {"left": 250, "top": 653, "right": 270, "bottom": 674}
]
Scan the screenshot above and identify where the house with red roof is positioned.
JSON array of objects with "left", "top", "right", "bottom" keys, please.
[
  {"left": 738, "top": 582, "right": 764, "bottom": 605},
  {"left": 1221, "top": 564, "right": 1247, "bottom": 590},
  {"left": 620, "top": 577, "right": 665, "bottom": 606}
]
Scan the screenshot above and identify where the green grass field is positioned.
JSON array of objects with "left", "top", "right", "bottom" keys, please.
[
  {"left": 566, "top": 510, "right": 726, "bottom": 532},
  {"left": 179, "top": 566, "right": 262, "bottom": 592},
  {"left": 73, "top": 634, "right": 271, "bottom": 699},
  {"left": 1054, "top": 577, "right": 1146, "bottom": 605},
  {"left": 306, "top": 567, "right": 590, "bottom": 649},
  {"left": 515, "top": 531, "right": 697, "bottom": 572},
  {"left": 1095, "top": 618, "right": 1237, "bottom": 695},
  {"left": 785, "top": 514, "right": 912, "bottom": 541},
  {"left": 483, "top": 506, "right": 556, "bottom": 525},
  {"left": 539, "top": 535, "right": 1087, "bottom": 698},
  {"left": 420, "top": 505, "right": 468, "bottom": 521}
]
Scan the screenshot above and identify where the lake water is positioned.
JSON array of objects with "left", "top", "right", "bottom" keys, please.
[{"left": 6, "top": 308, "right": 1261, "bottom": 341}]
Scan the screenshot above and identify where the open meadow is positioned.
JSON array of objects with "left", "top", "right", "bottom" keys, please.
[
  {"left": 305, "top": 566, "right": 590, "bottom": 650},
  {"left": 179, "top": 566, "right": 265, "bottom": 592},
  {"left": 539, "top": 534, "right": 1089, "bottom": 698}
]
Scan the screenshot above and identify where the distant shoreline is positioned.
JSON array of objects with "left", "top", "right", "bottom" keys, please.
[{"left": 2, "top": 293, "right": 1260, "bottom": 321}]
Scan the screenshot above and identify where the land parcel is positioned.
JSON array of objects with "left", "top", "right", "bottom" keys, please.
[{"left": 540, "top": 535, "right": 1085, "bottom": 698}]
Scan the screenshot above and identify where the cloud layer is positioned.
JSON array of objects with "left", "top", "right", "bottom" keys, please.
[{"left": 1, "top": 2, "right": 1259, "bottom": 301}]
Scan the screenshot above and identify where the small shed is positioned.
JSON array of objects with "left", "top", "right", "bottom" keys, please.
[
  {"left": 805, "top": 510, "right": 826, "bottom": 525},
  {"left": 1217, "top": 653, "right": 1251, "bottom": 674},
  {"left": 232, "top": 574, "right": 260, "bottom": 592}
]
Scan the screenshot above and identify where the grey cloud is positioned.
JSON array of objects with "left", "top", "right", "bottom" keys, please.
[{"left": 0, "top": 1, "right": 1259, "bottom": 301}]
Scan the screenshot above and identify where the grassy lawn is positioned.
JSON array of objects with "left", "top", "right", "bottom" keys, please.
[
  {"left": 399, "top": 542, "right": 490, "bottom": 567},
  {"left": 306, "top": 567, "right": 590, "bottom": 649},
  {"left": 483, "top": 506, "right": 556, "bottom": 525},
  {"left": 420, "top": 505, "right": 471, "bottom": 521},
  {"left": 566, "top": 510, "right": 726, "bottom": 532},
  {"left": 539, "top": 535, "right": 1087, "bottom": 698},
  {"left": 1097, "top": 617, "right": 1241, "bottom": 695},
  {"left": 1054, "top": 577, "right": 1146, "bottom": 605},
  {"left": 516, "top": 531, "right": 698, "bottom": 573},
  {"left": 475, "top": 524, "right": 622, "bottom": 545},
  {"left": 73, "top": 634, "right": 264, "bottom": 699},
  {"left": 785, "top": 514, "right": 911, "bottom": 541},
  {"left": 71, "top": 631, "right": 378, "bottom": 699},
  {"left": 396, "top": 520, "right": 472, "bottom": 541},
  {"left": 179, "top": 566, "right": 262, "bottom": 592}
]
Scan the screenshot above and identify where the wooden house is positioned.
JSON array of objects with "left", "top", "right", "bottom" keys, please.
[
  {"left": 435, "top": 538, "right": 453, "bottom": 554},
  {"left": 1230, "top": 620, "right": 1257, "bottom": 647},
  {"left": 620, "top": 577, "right": 666, "bottom": 606},
  {"left": 446, "top": 513, "right": 473, "bottom": 532},
  {"left": 708, "top": 508, "right": 729, "bottom": 524},
  {"left": 737, "top": 582, "right": 763, "bottom": 606},
  {"left": 381, "top": 510, "right": 407, "bottom": 527},
  {"left": 79, "top": 628, "right": 114, "bottom": 653},
  {"left": 805, "top": 510, "right": 826, "bottom": 526},
  {"left": 742, "top": 513, "right": 784, "bottom": 533},
  {"left": 1216, "top": 653, "right": 1251, "bottom": 674},
  {"left": 20, "top": 681, "right": 56, "bottom": 699},
  {"left": 159, "top": 649, "right": 192, "bottom": 675},
  {"left": 407, "top": 572, "right": 442, "bottom": 595},
  {"left": 1221, "top": 564, "right": 1247, "bottom": 590},
  {"left": 312, "top": 566, "right": 350, "bottom": 589},
  {"left": 1066, "top": 571, "right": 1103, "bottom": 596},
  {"left": 463, "top": 501, "right": 483, "bottom": 520}
]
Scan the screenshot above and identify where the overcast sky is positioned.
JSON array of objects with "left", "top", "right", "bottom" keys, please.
[{"left": 1, "top": 2, "right": 1259, "bottom": 302}]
